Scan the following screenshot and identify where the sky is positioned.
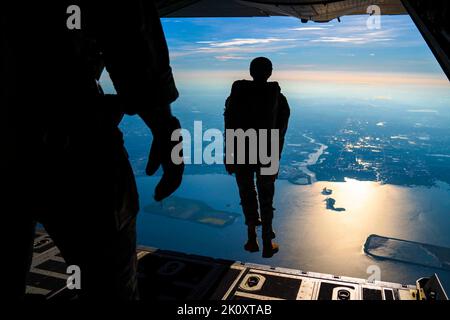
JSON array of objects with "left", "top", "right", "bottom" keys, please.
[
  {"left": 101, "top": 14, "right": 450, "bottom": 110},
  {"left": 161, "top": 15, "right": 449, "bottom": 88}
]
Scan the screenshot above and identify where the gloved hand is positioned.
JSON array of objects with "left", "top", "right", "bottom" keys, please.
[{"left": 145, "top": 115, "right": 184, "bottom": 202}]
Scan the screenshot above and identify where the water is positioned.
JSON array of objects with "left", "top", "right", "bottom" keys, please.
[
  {"left": 297, "top": 134, "right": 328, "bottom": 183},
  {"left": 136, "top": 174, "right": 450, "bottom": 292}
]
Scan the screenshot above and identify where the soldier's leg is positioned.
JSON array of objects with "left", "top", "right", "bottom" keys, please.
[
  {"left": 235, "top": 168, "right": 260, "bottom": 226},
  {"left": 256, "top": 173, "right": 276, "bottom": 229},
  {"left": 235, "top": 168, "right": 260, "bottom": 252},
  {"left": 8, "top": 215, "right": 36, "bottom": 299},
  {"left": 256, "top": 173, "right": 278, "bottom": 258},
  {"left": 41, "top": 150, "right": 139, "bottom": 299},
  {"left": 42, "top": 213, "right": 138, "bottom": 300},
  {"left": 7, "top": 168, "right": 36, "bottom": 299}
]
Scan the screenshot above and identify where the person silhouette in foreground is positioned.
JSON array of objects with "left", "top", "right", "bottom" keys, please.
[
  {"left": 224, "top": 57, "right": 290, "bottom": 258},
  {"left": 4, "top": 1, "right": 183, "bottom": 299}
]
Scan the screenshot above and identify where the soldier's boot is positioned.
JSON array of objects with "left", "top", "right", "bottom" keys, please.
[{"left": 244, "top": 225, "right": 259, "bottom": 253}]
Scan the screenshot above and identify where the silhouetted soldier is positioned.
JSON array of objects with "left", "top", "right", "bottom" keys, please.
[
  {"left": 4, "top": 1, "right": 183, "bottom": 299},
  {"left": 224, "top": 57, "right": 290, "bottom": 258}
]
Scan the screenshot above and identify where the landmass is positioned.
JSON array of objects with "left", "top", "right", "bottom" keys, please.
[
  {"left": 122, "top": 102, "right": 450, "bottom": 188},
  {"left": 143, "top": 196, "right": 240, "bottom": 228}
]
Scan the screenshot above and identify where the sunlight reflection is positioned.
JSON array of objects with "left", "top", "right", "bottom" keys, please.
[{"left": 341, "top": 178, "right": 376, "bottom": 206}]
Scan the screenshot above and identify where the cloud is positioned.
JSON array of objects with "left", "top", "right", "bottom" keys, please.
[
  {"left": 195, "top": 44, "right": 298, "bottom": 54},
  {"left": 214, "top": 55, "right": 247, "bottom": 61},
  {"left": 197, "top": 37, "right": 296, "bottom": 48},
  {"left": 373, "top": 96, "right": 392, "bottom": 100},
  {"left": 289, "top": 27, "right": 329, "bottom": 31},
  {"left": 169, "top": 41, "right": 298, "bottom": 60},
  {"left": 188, "top": 37, "right": 300, "bottom": 56},
  {"left": 407, "top": 109, "right": 439, "bottom": 113},
  {"left": 288, "top": 24, "right": 334, "bottom": 32},
  {"left": 311, "top": 36, "right": 366, "bottom": 43},
  {"left": 284, "top": 22, "right": 402, "bottom": 47},
  {"left": 164, "top": 15, "right": 443, "bottom": 78},
  {"left": 311, "top": 36, "right": 393, "bottom": 44}
]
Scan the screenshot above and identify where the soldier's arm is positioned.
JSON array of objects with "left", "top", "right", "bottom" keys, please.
[
  {"left": 92, "top": 0, "right": 178, "bottom": 116},
  {"left": 224, "top": 81, "right": 242, "bottom": 130},
  {"left": 277, "top": 93, "right": 291, "bottom": 139},
  {"left": 223, "top": 86, "right": 237, "bottom": 175},
  {"left": 90, "top": 1, "right": 183, "bottom": 201},
  {"left": 224, "top": 97, "right": 232, "bottom": 130}
]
